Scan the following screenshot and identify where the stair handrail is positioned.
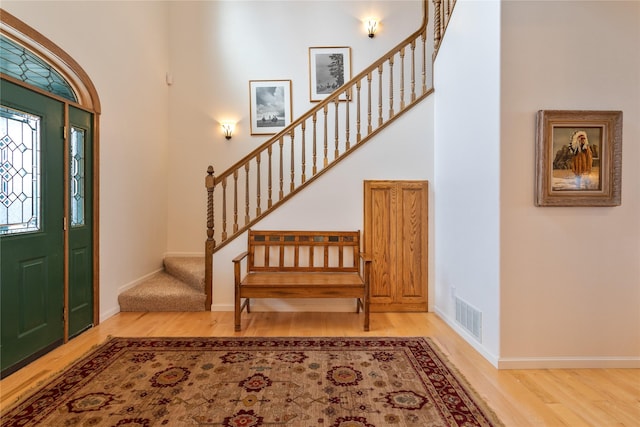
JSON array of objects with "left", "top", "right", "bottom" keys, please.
[{"left": 212, "top": 5, "right": 429, "bottom": 187}]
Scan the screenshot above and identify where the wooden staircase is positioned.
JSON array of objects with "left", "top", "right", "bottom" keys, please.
[
  {"left": 203, "top": 0, "right": 459, "bottom": 309},
  {"left": 117, "top": 0, "right": 457, "bottom": 313},
  {"left": 118, "top": 257, "right": 206, "bottom": 311}
]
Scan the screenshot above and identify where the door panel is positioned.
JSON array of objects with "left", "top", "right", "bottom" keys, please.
[
  {"left": 68, "top": 107, "right": 93, "bottom": 337},
  {"left": 398, "top": 184, "right": 428, "bottom": 303},
  {"left": 366, "top": 184, "right": 395, "bottom": 303},
  {"left": 364, "top": 180, "right": 428, "bottom": 312},
  {"left": 1, "top": 79, "right": 65, "bottom": 376}
]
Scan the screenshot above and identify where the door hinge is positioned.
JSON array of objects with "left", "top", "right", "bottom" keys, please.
[
  {"left": 63, "top": 125, "right": 68, "bottom": 139},
  {"left": 62, "top": 307, "right": 68, "bottom": 322},
  {"left": 63, "top": 216, "right": 68, "bottom": 231}
]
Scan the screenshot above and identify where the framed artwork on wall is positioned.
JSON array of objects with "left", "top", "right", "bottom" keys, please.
[
  {"left": 249, "top": 80, "right": 292, "bottom": 135},
  {"left": 535, "top": 110, "right": 622, "bottom": 207},
  {"left": 308, "top": 46, "right": 351, "bottom": 102}
]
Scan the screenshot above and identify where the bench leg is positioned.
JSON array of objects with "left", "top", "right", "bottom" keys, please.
[
  {"left": 235, "top": 303, "right": 241, "bottom": 332},
  {"left": 363, "top": 294, "right": 370, "bottom": 332},
  {"left": 364, "top": 308, "right": 370, "bottom": 331},
  {"left": 235, "top": 287, "right": 241, "bottom": 332}
]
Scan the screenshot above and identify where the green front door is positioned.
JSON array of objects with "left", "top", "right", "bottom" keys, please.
[
  {"left": 1, "top": 80, "right": 65, "bottom": 376},
  {"left": 68, "top": 106, "right": 93, "bottom": 338},
  {"left": 1, "top": 80, "right": 94, "bottom": 377}
]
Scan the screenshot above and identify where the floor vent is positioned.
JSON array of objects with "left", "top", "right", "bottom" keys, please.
[{"left": 455, "top": 297, "right": 482, "bottom": 342}]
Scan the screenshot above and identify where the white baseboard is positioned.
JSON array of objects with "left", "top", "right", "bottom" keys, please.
[
  {"left": 498, "top": 356, "right": 640, "bottom": 369},
  {"left": 100, "top": 306, "right": 120, "bottom": 323},
  {"left": 212, "top": 304, "right": 234, "bottom": 312},
  {"left": 434, "top": 307, "right": 500, "bottom": 367},
  {"left": 434, "top": 308, "right": 640, "bottom": 369},
  {"left": 100, "top": 268, "right": 165, "bottom": 323}
]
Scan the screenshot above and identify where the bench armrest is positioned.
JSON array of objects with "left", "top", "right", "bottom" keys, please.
[
  {"left": 233, "top": 251, "right": 249, "bottom": 263},
  {"left": 359, "top": 252, "right": 372, "bottom": 263}
]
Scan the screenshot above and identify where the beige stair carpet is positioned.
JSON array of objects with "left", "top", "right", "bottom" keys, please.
[{"left": 118, "top": 257, "right": 206, "bottom": 312}]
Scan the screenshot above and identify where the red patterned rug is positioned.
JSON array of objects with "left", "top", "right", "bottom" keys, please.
[{"left": 1, "top": 337, "right": 503, "bottom": 427}]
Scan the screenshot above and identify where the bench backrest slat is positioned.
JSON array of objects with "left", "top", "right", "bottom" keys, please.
[{"left": 247, "top": 230, "right": 361, "bottom": 273}]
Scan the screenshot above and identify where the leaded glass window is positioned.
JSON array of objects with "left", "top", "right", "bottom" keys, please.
[
  {"left": 70, "top": 127, "right": 85, "bottom": 227},
  {"left": 0, "top": 106, "right": 41, "bottom": 235},
  {"left": 0, "top": 35, "right": 77, "bottom": 102}
]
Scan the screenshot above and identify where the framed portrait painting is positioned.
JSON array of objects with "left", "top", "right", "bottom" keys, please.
[
  {"left": 249, "top": 80, "right": 292, "bottom": 135},
  {"left": 535, "top": 110, "right": 622, "bottom": 207},
  {"left": 308, "top": 46, "right": 351, "bottom": 102}
]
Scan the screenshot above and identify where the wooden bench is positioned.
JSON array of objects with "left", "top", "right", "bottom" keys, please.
[{"left": 233, "top": 230, "right": 372, "bottom": 331}]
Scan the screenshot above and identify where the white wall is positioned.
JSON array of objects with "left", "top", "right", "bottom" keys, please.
[
  {"left": 213, "top": 99, "right": 435, "bottom": 312},
  {"left": 164, "top": 0, "right": 435, "bottom": 312},
  {"left": 3, "top": 1, "right": 171, "bottom": 321},
  {"left": 433, "top": 0, "right": 502, "bottom": 364},
  {"left": 499, "top": 0, "right": 640, "bottom": 368},
  {"left": 1, "top": 1, "right": 426, "bottom": 319},
  {"left": 165, "top": 0, "right": 425, "bottom": 254}
]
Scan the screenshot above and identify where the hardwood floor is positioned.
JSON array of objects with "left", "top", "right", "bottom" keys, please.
[{"left": 1, "top": 311, "right": 638, "bottom": 426}]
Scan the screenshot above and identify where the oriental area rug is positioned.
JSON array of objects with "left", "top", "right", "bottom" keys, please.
[{"left": 1, "top": 337, "right": 504, "bottom": 427}]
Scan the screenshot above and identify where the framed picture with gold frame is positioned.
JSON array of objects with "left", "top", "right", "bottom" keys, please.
[
  {"left": 249, "top": 80, "right": 292, "bottom": 135},
  {"left": 535, "top": 110, "right": 622, "bottom": 207},
  {"left": 308, "top": 46, "right": 351, "bottom": 102}
]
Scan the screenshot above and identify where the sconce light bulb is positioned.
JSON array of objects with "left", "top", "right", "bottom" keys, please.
[
  {"left": 221, "top": 122, "right": 235, "bottom": 140},
  {"left": 367, "top": 19, "right": 378, "bottom": 38}
]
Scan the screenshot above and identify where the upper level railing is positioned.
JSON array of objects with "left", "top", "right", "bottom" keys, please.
[
  {"left": 433, "top": 0, "right": 457, "bottom": 57},
  {"left": 203, "top": 0, "right": 456, "bottom": 308}
]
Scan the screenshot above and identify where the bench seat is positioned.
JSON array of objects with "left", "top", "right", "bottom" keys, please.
[{"left": 234, "top": 230, "right": 371, "bottom": 331}]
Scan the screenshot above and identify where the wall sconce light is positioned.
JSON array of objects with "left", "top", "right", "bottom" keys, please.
[
  {"left": 221, "top": 122, "right": 235, "bottom": 140},
  {"left": 366, "top": 19, "right": 378, "bottom": 38}
]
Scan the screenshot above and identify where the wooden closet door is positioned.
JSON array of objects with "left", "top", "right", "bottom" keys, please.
[{"left": 364, "top": 180, "right": 428, "bottom": 312}]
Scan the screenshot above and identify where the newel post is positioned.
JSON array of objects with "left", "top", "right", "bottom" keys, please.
[{"left": 205, "top": 166, "right": 216, "bottom": 310}]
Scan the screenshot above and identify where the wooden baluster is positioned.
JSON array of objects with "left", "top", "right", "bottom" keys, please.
[
  {"left": 278, "top": 136, "right": 284, "bottom": 200},
  {"left": 367, "top": 72, "right": 373, "bottom": 134},
  {"left": 356, "top": 80, "right": 362, "bottom": 142},
  {"left": 221, "top": 176, "right": 227, "bottom": 241},
  {"left": 399, "top": 47, "right": 406, "bottom": 110},
  {"left": 434, "top": 0, "right": 442, "bottom": 52},
  {"left": 290, "top": 131, "right": 295, "bottom": 192},
  {"left": 233, "top": 169, "right": 238, "bottom": 233},
  {"left": 411, "top": 39, "right": 417, "bottom": 102},
  {"left": 422, "top": 29, "right": 427, "bottom": 95},
  {"left": 446, "top": 0, "right": 452, "bottom": 30},
  {"left": 323, "top": 104, "right": 329, "bottom": 167},
  {"left": 334, "top": 97, "right": 340, "bottom": 160},
  {"left": 312, "top": 112, "right": 318, "bottom": 175},
  {"left": 301, "top": 120, "right": 306, "bottom": 183},
  {"left": 255, "top": 153, "right": 261, "bottom": 217},
  {"left": 345, "top": 87, "right": 351, "bottom": 150},
  {"left": 267, "top": 145, "right": 273, "bottom": 208},
  {"left": 388, "top": 56, "right": 395, "bottom": 119},
  {"left": 244, "top": 162, "right": 250, "bottom": 225},
  {"left": 378, "top": 64, "right": 384, "bottom": 126}
]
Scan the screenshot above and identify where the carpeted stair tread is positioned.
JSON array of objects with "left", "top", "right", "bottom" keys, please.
[
  {"left": 118, "top": 271, "right": 206, "bottom": 312},
  {"left": 163, "top": 256, "right": 205, "bottom": 292}
]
